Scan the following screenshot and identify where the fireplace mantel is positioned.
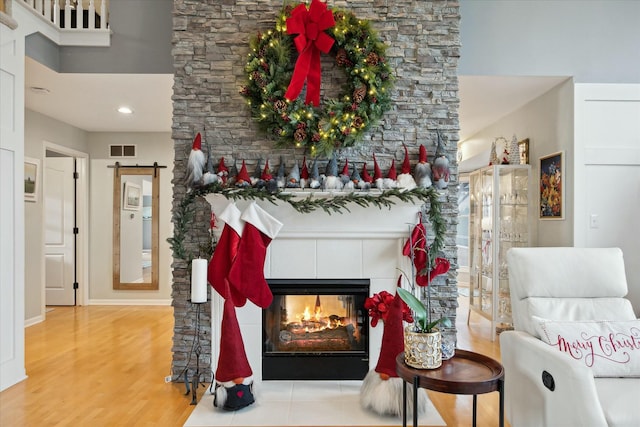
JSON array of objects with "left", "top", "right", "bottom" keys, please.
[{"left": 207, "top": 193, "right": 422, "bottom": 383}]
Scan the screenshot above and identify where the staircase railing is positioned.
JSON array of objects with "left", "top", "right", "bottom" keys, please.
[{"left": 22, "top": 0, "right": 108, "bottom": 30}]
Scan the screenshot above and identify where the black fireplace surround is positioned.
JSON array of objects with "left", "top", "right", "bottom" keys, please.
[{"left": 262, "top": 279, "right": 370, "bottom": 380}]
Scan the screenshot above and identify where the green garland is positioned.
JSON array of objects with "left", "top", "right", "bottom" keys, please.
[
  {"left": 169, "top": 184, "right": 446, "bottom": 264},
  {"left": 241, "top": 3, "right": 394, "bottom": 157}
]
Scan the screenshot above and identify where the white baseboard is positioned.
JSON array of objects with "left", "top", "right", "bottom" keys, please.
[
  {"left": 88, "top": 299, "right": 172, "bottom": 306},
  {"left": 25, "top": 314, "right": 45, "bottom": 327}
]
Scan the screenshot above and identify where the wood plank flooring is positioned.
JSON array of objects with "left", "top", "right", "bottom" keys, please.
[{"left": 0, "top": 293, "right": 508, "bottom": 427}]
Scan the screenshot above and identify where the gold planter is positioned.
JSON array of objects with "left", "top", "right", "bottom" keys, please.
[{"left": 404, "top": 328, "right": 442, "bottom": 369}]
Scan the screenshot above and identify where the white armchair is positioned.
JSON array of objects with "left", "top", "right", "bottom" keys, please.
[{"left": 500, "top": 247, "right": 640, "bottom": 427}]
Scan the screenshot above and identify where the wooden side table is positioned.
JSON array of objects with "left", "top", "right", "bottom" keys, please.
[{"left": 396, "top": 350, "right": 504, "bottom": 427}]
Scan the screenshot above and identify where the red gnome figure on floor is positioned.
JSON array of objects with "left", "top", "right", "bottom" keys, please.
[
  {"left": 360, "top": 278, "right": 429, "bottom": 416},
  {"left": 207, "top": 201, "right": 283, "bottom": 411}
]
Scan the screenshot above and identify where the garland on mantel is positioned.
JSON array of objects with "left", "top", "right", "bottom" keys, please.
[{"left": 168, "top": 184, "right": 446, "bottom": 264}]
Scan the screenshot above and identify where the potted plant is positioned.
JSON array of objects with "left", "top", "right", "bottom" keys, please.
[{"left": 398, "top": 216, "right": 452, "bottom": 369}]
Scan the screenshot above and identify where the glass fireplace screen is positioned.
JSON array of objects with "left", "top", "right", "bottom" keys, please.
[{"left": 262, "top": 279, "right": 370, "bottom": 380}]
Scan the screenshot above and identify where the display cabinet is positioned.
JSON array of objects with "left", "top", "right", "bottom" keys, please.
[{"left": 468, "top": 165, "right": 531, "bottom": 340}]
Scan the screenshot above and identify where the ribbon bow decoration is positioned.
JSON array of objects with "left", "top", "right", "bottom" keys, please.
[{"left": 285, "top": 0, "right": 335, "bottom": 106}]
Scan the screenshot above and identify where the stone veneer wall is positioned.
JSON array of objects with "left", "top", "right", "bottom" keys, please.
[{"left": 170, "top": 0, "right": 461, "bottom": 380}]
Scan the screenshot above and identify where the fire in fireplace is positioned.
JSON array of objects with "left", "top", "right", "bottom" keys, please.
[{"left": 262, "top": 279, "right": 370, "bottom": 380}]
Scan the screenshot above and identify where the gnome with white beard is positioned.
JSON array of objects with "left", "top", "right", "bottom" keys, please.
[
  {"left": 432, "top": 131, "right": 450, "bottom": 189},
  {"left": 186, "top": 133, "right": 206, "bottom": 186},
  {"left": 397, "top": 144, "right": 417, "bottom": 190}
]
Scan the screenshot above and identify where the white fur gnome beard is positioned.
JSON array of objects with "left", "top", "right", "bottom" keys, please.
[
  {"left": 360, "top": 370, "right": 428, "bottom": 417},
  {"left": 187, "top": 149, "right": 206, "bottom": 184}
]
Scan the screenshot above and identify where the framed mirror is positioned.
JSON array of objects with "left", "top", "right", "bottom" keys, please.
[{"left": 113, "top": 166, "right": 160, "bottom": 290}]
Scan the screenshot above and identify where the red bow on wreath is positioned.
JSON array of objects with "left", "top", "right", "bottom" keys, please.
[{"left": 285, "top": 0, "right": 335, "bottom": 106}]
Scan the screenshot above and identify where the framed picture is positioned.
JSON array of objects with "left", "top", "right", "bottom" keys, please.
[
  {"left": 123, "top": 181, "right": 142, "bottom": 211},
  {"left": 24, "top": 157, "right": 40, "bottom": 202},
  {"left": 539, "top": 151, "right": 564, "bottom": 220}
]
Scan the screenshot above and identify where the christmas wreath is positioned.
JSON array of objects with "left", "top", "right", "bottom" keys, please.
[{"left": 241, "top": 0, "right": 394, "bottom": 157}]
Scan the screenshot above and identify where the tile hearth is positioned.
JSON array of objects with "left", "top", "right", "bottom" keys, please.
[{"left": 184, "top": 380, "right": 445, "bottom": 427}]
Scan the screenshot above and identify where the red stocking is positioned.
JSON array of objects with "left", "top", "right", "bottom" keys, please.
[
  {"left": 208, "top": 203, "right": 247, "bottom": 307},
  {"left": 227, "top": 203, "right": 283, "bottom": 308}
]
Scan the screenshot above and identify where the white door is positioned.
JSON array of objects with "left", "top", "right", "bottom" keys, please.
[{"left": 45, "top": 157, "right": 76, "bottom": 306}]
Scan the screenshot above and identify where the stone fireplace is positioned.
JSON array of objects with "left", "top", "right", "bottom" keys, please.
[{"left": 171, "top": 0, "right": 461, "bottom": 381}]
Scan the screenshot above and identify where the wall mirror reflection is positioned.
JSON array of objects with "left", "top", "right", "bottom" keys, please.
[{"left": 113, "top": 165, "right": 160, "bottom": 290}]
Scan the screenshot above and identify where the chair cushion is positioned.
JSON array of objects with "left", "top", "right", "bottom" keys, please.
[
  {"left": 595, "top": 378, "right": 640, "bottom": 426},
  {"left": 534, "top": 317, "right": 640, "bottom": 377},
  {"left": 507, "top": 247, "right": 629, "bottom": 299}
]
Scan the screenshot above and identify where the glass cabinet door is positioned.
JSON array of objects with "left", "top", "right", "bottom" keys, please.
[{"left": 468, "top": 165, "right": 531, "bottom": 340}]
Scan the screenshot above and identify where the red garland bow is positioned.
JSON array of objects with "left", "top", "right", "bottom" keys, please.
[{"left": 285, "top": 0, "right": 335, "bottom": 106}]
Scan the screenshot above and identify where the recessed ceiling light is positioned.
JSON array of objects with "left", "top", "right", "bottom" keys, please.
[
  {"left": 29, "top": 86, "right": 50, "bottom": 95},
  {"left": 117, "top": 106, "right": 134, "bottom": 114}
]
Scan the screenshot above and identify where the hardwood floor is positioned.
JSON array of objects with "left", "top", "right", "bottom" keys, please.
[{"left": 0, "top": 294, "right": 507, "bottom": 427}]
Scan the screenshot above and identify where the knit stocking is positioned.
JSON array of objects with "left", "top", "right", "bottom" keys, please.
[
  {"left": 227, "top": 203, "right": 283, "bottom": 308},
  {"left": 208, "top": 203, "right": 247, "bottom": 307}
]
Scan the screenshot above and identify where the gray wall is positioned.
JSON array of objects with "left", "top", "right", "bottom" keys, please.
[
  {"left": 459, "top": 0, "right": 640, "bottom": 83},
  {"left": 26, "top": 0, "right": 173, "bottom": 74}
]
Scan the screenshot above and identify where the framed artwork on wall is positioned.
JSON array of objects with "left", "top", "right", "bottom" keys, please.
[
  {"left": 539, "top": 151, "right": 564, "bottom": 220},
  {"left": 123, "top": 181, "right": 141, "bottom": 211},
  {"left": 24, "top": 157, "right": 40, "bottom": 202}
]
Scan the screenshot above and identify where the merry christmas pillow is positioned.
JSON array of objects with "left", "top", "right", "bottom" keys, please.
[{"left": 533, "top": 316, "right": 640, "bottom": 377}]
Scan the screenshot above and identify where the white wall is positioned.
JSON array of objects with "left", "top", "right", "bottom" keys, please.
[
  {"left": 574, "top": 84, "right": 640, "bottom": 315},
  {"left": 459, "top": 0, "right": 640, "bottom": 84},
  {"left": 459, "top": 79, "right": 575, "bottom": 247},
  {"left": 87, "top": 132, "right": 173, "bottom": 304},
  {"left": 24, "top": 110, "right": 89, "bottom": 323},
  {"left": 1, "top": 7, "right": 27, "bottom": 392}
]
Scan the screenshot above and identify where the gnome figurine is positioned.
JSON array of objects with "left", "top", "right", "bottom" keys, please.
[
  {"left": 397, "top": 144, "right": 417, "bottom": 190},
  {"left": 382, "top": 159, "right": 398, "bottom": 189},
  {"left": 339, "top": 159, "right": 352, "bottom": 188},
  {"left": 234, "top": 160, "right": 251, "bottom": 188},
  {"left": 276, "top": 156, "right": 286, "bottom": 189},
  {"left": 323, "top": 154, "right": 343, "bottom": 190},
  {"left": 203, "top": 143, "right": 222, "bottom": 186},
  {"left": 213, "top": 296, "right": 256, "bottom": 411},
  {"left": 373, "top": 154, "right": 384, "bottom": 190},
  {"left": 414, "top": 145, "right": 432, "bottom": 188},
  {"left": 299, "top": 157, "right": 310, "bottom": 189},
  {"left": 251, "top": 159, "right": 263, "bottom": 187},
  {"left": 217, "top": 157, "right": 230, "bottom": 184},
  {"left": 361, "top": 162, "right": 373, "bottom": 190},
  {"left": 432, "top": 131, "right": 450, "bottom": 189},
  {"left": 186, "top": 133, "right": 206, "bottom": 186},
  {"left": 285, "top": 160, "right": 301, "bottom": 188},
  {"left": 360, "top": 279, "right": 428, "bottom": 416},
  {"left": 309, "top": 158, "right": 322, "bottom": 189}
]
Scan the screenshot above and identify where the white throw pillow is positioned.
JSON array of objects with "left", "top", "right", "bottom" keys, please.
[{"left": 533, "top": 316, "right": 640, "bottom": 377}]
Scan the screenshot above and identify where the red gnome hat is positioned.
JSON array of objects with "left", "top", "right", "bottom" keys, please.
[
  {"left": 341, "top": 159, "right": 349, "bottom": 176},
  {"left": 361, "top": 162, "right": 373, "bottom": 183},
  {"left": 373, "top": 154, "right": 383, "bottom": 180},
  {"left": 192, "top": 132, "right": 202, "bottom": 150},
  {"left": 236, "top": 160, "right": 251, "bottom": 186},
  {"left": 387, "top": 159, "right": 397, "bottom": 180},
  {"left": 419, "top": 144, "right": 428, "bottom": 163},
  {"left": 375, "top": 280, "right": 405, "bottom": 379},
  {"left": 261, "top": 159, "right": 273, "bottom": 181},
  {"left": 215, "top": 297, "right": 253, "bottom": 383},
  {"left": 401, "top": 144, "right": 411, "bottom": 174},
  {"left": 300, "top": 157, "right": 309, "bottom": 180}
]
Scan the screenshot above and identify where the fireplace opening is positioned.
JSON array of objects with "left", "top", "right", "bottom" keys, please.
[{"left": 262, "top": 279, "right": 370, "bottom": 380}]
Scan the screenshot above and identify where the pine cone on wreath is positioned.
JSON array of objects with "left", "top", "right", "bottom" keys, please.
[{"left": 353, "top": 86, "right": 366, "bottom": 103}]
